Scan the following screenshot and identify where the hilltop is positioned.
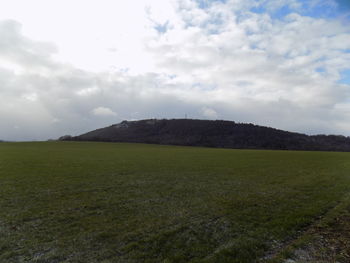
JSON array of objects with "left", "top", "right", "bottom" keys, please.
[{"left": 61, "top": 119, "right": 350, "bottom": 151}]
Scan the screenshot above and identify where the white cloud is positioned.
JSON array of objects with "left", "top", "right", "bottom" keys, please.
[
  {"left": 201, "top": 107, "right": 218, "bottom": 119},
  {"left": 22, "top": 93, "right": 38, "bottom": 102},
  {"left": 76, "top": 86, "right": 100, "bottom": 97},
  {"left": 92, "top": 107, "right": 117, "bottom": 117}
]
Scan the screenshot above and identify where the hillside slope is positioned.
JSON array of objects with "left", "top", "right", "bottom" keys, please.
[{"left": 62, "top": 119, "right": 350, "bottom": 151}]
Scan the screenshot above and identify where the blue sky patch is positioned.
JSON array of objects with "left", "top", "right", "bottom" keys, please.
[
  {"left": 316, "top": 67, "right": 326, "bottom": 73},
  {"left": 250, "top": 3, "right": 297, "bottom": 20},
  {"left": 250, "top": 5, "right": 265, "bottom": 14},
  {"left": 271, "top": 5, "right": 295, "bottom": 20},
  {"left": 196, "top": 0, "right": 226, "bottom": 9},
  {"left": 338, "top": 69, "right": 350, "bottom": 84},
  {"left": 192, "top": 82, "right": 217, "bottom": 91},
  {"left": 249, "top": 0, "right": 350, "bottom": 20},
  {"left": 154, "top": 21, "right": 170, "bottom": 34}
]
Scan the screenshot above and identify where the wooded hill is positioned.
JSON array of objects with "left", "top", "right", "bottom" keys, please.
[{"left": 61, "top": 119, "right": 350, "bottom": 151}]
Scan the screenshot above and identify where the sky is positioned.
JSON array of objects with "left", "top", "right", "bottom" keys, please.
[{"left": 0, "top": 0, "right": 350, "bottom": 141}]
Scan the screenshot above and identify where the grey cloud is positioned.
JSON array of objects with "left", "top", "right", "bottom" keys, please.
[
  {"left": 0, "top": 20, "right": 57, "bottom": 72},
  {"left": 0, "top": 22, "right": 213, "bottom": 140}
]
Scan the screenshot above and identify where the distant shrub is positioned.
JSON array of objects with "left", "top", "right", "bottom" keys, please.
[{"left": 58, "top": 135, "right": 72, "bottom": 141}]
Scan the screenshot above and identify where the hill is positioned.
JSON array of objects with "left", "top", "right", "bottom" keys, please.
[{"left": 62, "top": 119, "right": 350, "bottom": 151}]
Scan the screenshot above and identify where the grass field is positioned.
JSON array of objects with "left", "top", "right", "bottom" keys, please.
[{"left": 1, "top": 142, "right": 350, "bottom": 262}]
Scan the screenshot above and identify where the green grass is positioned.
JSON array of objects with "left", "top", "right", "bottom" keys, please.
[{"left": 0, "top": 141, "right": 350, "bottom": 262}]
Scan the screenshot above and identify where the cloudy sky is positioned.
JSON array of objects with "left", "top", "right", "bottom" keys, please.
[{"left": 0, "top": 0, "right": 350, "bottom": 141}]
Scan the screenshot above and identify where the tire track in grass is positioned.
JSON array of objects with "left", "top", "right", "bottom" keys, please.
[{"left": 261, "top": 192, "right": 350, "bottom": 263}]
